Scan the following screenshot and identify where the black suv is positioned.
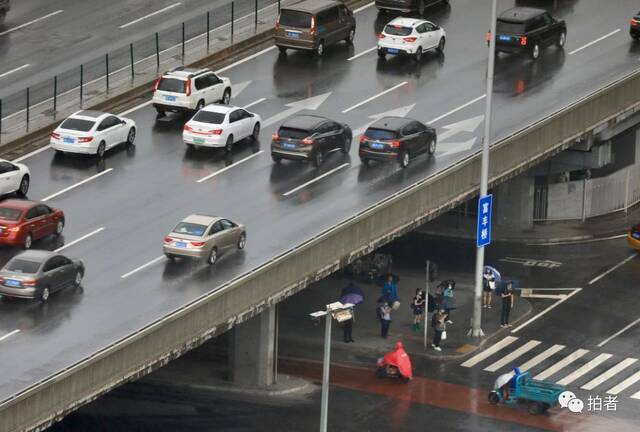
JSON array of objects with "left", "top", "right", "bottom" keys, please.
[
  {"left": 631, "top": 12, "right": 640, "bottom": 40},
  {"left": 271, "top": 115, "right": 352, "bottom": 167},
  {"left": 359, "top": 117, "right": 436, "bottom": 168},
  {"left": 492, "top": 7, "right": 566, "bottom": 60}
]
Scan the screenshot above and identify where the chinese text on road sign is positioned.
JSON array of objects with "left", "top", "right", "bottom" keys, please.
[{"left": 477, "top": 194, "right": 492, "bottom": 248}]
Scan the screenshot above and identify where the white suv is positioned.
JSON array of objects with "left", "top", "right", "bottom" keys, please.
[
  {"left": 152, "top": 67, "right": 232, "bottom": 116},
  {"left": 377, "top": 17, "right": 446, "bottom": 62}
]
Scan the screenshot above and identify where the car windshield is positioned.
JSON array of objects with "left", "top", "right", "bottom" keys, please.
[
  {"left": 158, "top": 78, "right": 186, "bottom": 93},
  {"left": 172, "top": 222, "right": 208, "bottom": 237},
  {"left": 60, "top": 118, "right": 95, "bottom": 132},
  {"left": 4, "top": 258, "right": 41, "bottom": 274},
  {"left": 384, "top": 25, "right": 413, "bottom": 36},
  {"left": 278, "top": 127, "right": 310, "bottom": 139},
  {"left": 279, "top": 10, "right": 312, "bottom": 28},
  {"left": 0, "top": 208, "right": 22, "bottom": 220},
  {"left": 365, "top": 128, "right": 398, "bottom": 140},
  {"left": 497, "top": 20, "right": 525, "bottom": 35},
  {"left": 192, "top": 111, "right": 226, "bottom": 124}
]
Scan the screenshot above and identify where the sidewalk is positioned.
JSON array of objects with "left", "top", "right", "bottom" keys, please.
[
  {"left": 417, "top": 203, "right": 640, "bottom": 245},
  {"left": 278, "top": 268, "right": 531, "bottom": 363}
]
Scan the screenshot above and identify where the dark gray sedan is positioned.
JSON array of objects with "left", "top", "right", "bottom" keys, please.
[{"left": 0, "top": 250, "right": 84, "bottom": 302}]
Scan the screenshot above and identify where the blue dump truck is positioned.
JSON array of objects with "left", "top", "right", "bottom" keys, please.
[{"left": 488, "top": 370, "right": 566, "bottom": 415}]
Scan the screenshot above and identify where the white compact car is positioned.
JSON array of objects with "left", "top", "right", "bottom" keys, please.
[
  {"left": 377, "top": 17, "right": 446, "bottom": 61},
  {"left": 183, "top": 104, "right": 261, "bottom": 152},
  {"left": 50, "top": 110, "right": 136, "bottom": 158},
  {"left": 152, "top": 67, "right": 232, "bottom": 116},
  {"left": 0, "top": 159, "right": 30, "bottom": 197}
]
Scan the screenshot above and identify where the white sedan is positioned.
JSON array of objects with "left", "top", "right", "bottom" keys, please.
[
  {"left": 377, "top": 17, "right": 446, "bottom": 62},
  {"left": 183, "top": 104, "right": 261, "bottom": 152},
  {"left": 50, "top": 110, "right": 136, "bottom": 158},
  {"left": 0, "top": 159, "right": 30, "bottom": 197}
]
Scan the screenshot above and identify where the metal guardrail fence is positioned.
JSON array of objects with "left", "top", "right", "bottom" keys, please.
[{"left": 0, "top": 0, "right": 284, "bottom": 145}]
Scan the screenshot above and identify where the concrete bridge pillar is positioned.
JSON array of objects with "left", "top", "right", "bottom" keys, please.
[{"left": 229, "top": 306, "right": 277, "bottom": 388}]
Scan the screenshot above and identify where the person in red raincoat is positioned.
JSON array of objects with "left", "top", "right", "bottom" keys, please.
[{"left": 382, "top": 341, "right": 413, "bottom": 380}]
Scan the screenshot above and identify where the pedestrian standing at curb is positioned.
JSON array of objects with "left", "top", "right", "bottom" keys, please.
[
  {"left": 379, "top": 301, "right": 392, "bottom": 338},
  {"left": 483, "top": 268, "right": 495, "bottom": 308},
  {"left": 382, "top": 274, "right": 399, "bottom": 304},
  {"left": 500, "top": 282, "right": 514, "bottom": 328},
  {"left": 412, "top": 289, "right": 425, "bottom": 331},
  {"left": 343, "top": 310, "right": 355, "bottom": 343},
  {"left": 442, "top": 282, "right": 455, "bottom": 325},
  {"left": 431, "top": 309, "right": 447, "bottom": 351}
]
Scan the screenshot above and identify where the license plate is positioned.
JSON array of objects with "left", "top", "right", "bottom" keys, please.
[
  {"left": 283, "top": 143, "right": 296, "bottom": 149},
  {"left": 165, "top": 96, "right": 177, "bottom": 102},
  {"left": 193, "top": 138, "right": 205, "bottom": 144},
  {"left": 175, "top": 242, "right": 187, "bottom": 248},
  {"left": 63, "top": 137, "right": 75, "bottom": 144},
  {"left": 498, "top": 35, "right": 511, "bottom": 41},
  {"left": 286, "top": 31, "right": 300, "bottom": 38},
  {"left": 371, "top": 142, "right": 385, "bottom": 150},
  {"left": 5, "top": 279, "right": 21, "bottom": 288},
  {"left": 387, "top": 48, "right": 399, "bottom": 54}
]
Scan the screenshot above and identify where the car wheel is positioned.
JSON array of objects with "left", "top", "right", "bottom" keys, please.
[
  {"left": 401, "top": 376, "right": 411, "bottom": 384},
  {"left": 399, "top": 150, "right": 410, "bottom": 168},
  {"left": 488, "top": 392, "right": 500, "bottom": 405},
  {"left": 18, "top": 175, "right": 29, "bottom": 197},
  {"left": 272, "top": 154, "right": 282, "bottom": 164},
  {"left": 207, "top": 247, "right": 218, "bottom": 265},
  {"left": 126, "top": 127, "right": 136, "bottom": 145},
  {"left": 225, "top": 135, "right": 234, "bottom": 153},
  {"left": 278, "top": 46, "right": 287, "bottom": 54},
  {"left": 377, "top": 49, "right": 386, "bottom": 59},
  {"left": 96, "top": 141, "right": 106, "bottom": 158},
  {"left": 313, "top": 150, "right": 324, "bottom": 167},
  {"left": 252, "top": 123, "right": 260, "bottom": 141},
  {"left": 360, "top": 157, "right": 369, "bottom": 165},
  {"left": 557, "top": 31, "right": 566, "bottom": 47},
  {"left": 437, "top": 37, "right": 445, "bottom": 53},
  {"left": 346, "top": 28, "right": 355, "bottom": 44},
  {"left": 341, "top": 135, "right": 352, "bottom": 154},
  {"left": 156, "top": 109, "right": 166, "bottom": 118},
  {"left": 222, "top": 89, "right": 231, "bottom": 105},
  {"left": 164, "top": 253, "right": 176, "bottom": 260},
  {"left": 55, "top": 219, "right": 64, "bottom": 236},
  {"left": 237, "top": 232, "right": 246, "bottom": 250},
  {"left": 414, "top": 46, "right": 423, "bottom": 62},
  {"left": 418, "top": 0, "right": 425, "bottom": 15},
  {"left": 196, "top": 99, "right": 205, "bottom": 112},
  {"left": 530, "top": 43, "right": 540, "bottom": 60},
  {"left": 528, "top": 401, "right": 544, "bottom": 415},
  {"left": 40, "top": 287, "right": 50, "bottom": 303},
  {"left": 428, "top": 136, "right": 437, "bottom": 155},
  {"left": 186, "top": 143, "right": 195, "bottom": 149},
  {"left": 73, "top": 271, "right": 82, "bottom": 287},
  {"left": 23, "top": 233, "right": 33, "bottom": 250},
  {"left": 315, "top": 40, "right": 325, "bottom": 56}
]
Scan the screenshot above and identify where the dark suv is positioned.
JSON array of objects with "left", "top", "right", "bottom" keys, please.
[
  {"left": 631, "top": 12, "right": 640, "bottom": 40},
  {"left": 271, "top": 115, "right": 352, "bottom": 167},
  {"left": 359, "top": 117, "right": 436, "bottom": 168},
  {"left": 375, "top": 0, "right": 449, "bottom": 16},
  {"left": 492, "top": 7, "right": 566, "bottom": 60}
]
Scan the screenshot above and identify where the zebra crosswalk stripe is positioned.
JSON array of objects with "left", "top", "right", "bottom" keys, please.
[
  {"left": 607, "top": 370, "right": 640, "bottom": 395},
  {"left": 519, "top": 344, "right": 565, "bottom": 372},
  {"left": 534, "top": 349, "right": 589, "bottom": 381},
  {"left": 556, "top": 353, "right": 612, "bottom": 386},
  {"left": 582, "top": 358, "right": 638, "bottom": 390},
  {"left": 484, "top": 340, "right": 541, "bottom": 372},
  {"left": 461, "top": 336, "right": 518, "bottom": 368}
]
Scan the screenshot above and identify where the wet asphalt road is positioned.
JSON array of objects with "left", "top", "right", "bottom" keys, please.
[{"left": 1, "top": 0, "right": 640, "bottom": 410}]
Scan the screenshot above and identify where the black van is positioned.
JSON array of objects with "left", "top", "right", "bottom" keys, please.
[{"left": 493, "top": 7, "right": 566, "bottom": 60}]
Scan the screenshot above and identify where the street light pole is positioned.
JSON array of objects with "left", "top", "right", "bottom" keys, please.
[
  {"left": 319, "top": 306, "right": 332, "bottom": 432},
  {"left": 470, "top": 0, "right": 497, "bottom": 337}
]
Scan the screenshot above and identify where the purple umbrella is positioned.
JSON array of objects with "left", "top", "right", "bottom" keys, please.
[{"left": 339, "top": 293, "right": 364, "bottom": 306}]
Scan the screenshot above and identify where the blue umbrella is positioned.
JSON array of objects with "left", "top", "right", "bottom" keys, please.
[
  {"left": 484, "top": 265, "right": 502, "bottom": 283},
  {"left": 339, "top": 292, "right": 364, "bottom": 306}
]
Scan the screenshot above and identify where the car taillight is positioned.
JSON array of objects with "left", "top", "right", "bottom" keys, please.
[
  {"left": 389, "top": 140, "right": 401, "bottom": 148},
  {"left": 164, "top": 236, "right": 173, "bottom": 243},
  {"left": 211, "top": 129, "right": 223, "bottom": 135},
  {"left": 22, "top": 279, "right": 37, "bottom": 287},
  {"left": 78, "top": 136, "right": 93, "bottom": 143},
  {"left": 50, "top": 132, "right": 60, "bottom": 139},
  {"left": 154, "top": 77, "right": 162, "bottom": 91},
  {"left": 186, "top": 79, "right": 192, "bottom": 97},
  {"left": 359, "top": 136, "right": 368, "bottom": 143},
  {"left": 310, "top": 16, "right": 316, "bottom": 35},
  {"left": 631, "top": 18, "right": 639, "bottom": 25},
  {"left": 191, "top": 241, "right": 205, "bottom": 247},
  {"left": 403, "top": 37, "right": 417, "bottom": 42},
  {"left": 272, "top": 133, "right": 280, "bottom": 141},
  {"left": 378, "top": 33, "right": 385, "bottom": 40},
  {"left": 184, "top": 124, "right": 194, "bottom": 132},
  {"left": 0, "top": 277, "right": 4, "bottom": 285},
  {"left": 485, "top": 31, "right": 491, "bottom": 41},
  {"left": 302, "top": 137, "right": 314, "bottom": 145},
  {"left": 520, "top": 36, "right": 527, "bottom": 46}
]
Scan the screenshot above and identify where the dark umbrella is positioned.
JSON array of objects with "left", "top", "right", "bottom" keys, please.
[
  {"left": 339, "top": 292, "right": 364, "bottom": 306},
  {"left": 341, "top": 283, "right": 364, "bottom": 297}
]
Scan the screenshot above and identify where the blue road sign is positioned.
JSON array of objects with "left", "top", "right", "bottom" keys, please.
[{"left": 477, "top": 194, "right": 493, "bottom": 248}]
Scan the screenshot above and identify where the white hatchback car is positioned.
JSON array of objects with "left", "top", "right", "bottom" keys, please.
[
  {"left": 0, "top": 159, "right": 30, "bottom": 197},
  {"left": 183, "top": 104, "right": 261, "bottom": 152},
  {"left": 377, "top": 17, "right": 446, "bottom": 61},
  {"left": 152, "top": 67, "right": 232, "bottom": 116},
  {"left": 50, "top": 110, "right": 136, "bottom": 158}
]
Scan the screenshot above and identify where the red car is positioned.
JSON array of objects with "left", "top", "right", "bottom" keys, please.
[{"left": 0, "top": 200, "right": 65, "bottom": 249}]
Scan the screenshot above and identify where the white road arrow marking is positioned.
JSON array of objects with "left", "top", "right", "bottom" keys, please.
[
  {"left": 263, "top": 92, "right": 332, "bottom": 128},
  {"left": 437, "top": 115, "right": 485, "bottom": 142},
  {"left": 231, "top": 80, "right": 252, "bottom": 98},
  {"left": 352, "top": 104, "right": 416, "bottom": 137},
  {"left": 436, "top": 137, "right": 477, "bottom": 157}
]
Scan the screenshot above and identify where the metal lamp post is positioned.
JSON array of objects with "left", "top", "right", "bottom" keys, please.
[
  {"left": 310, "top": 302, "right": 354, "bottom": 432},
  {"left": 470, "top": 0, "right": 498, "bottom": 338}
]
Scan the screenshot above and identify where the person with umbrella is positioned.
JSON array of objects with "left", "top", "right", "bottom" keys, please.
[
  {"left": 340, "top": 282, "right": 364, "bottom": 343},
  {"left": 483, "top": 268, "right": 496, "bottom": 309}
]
